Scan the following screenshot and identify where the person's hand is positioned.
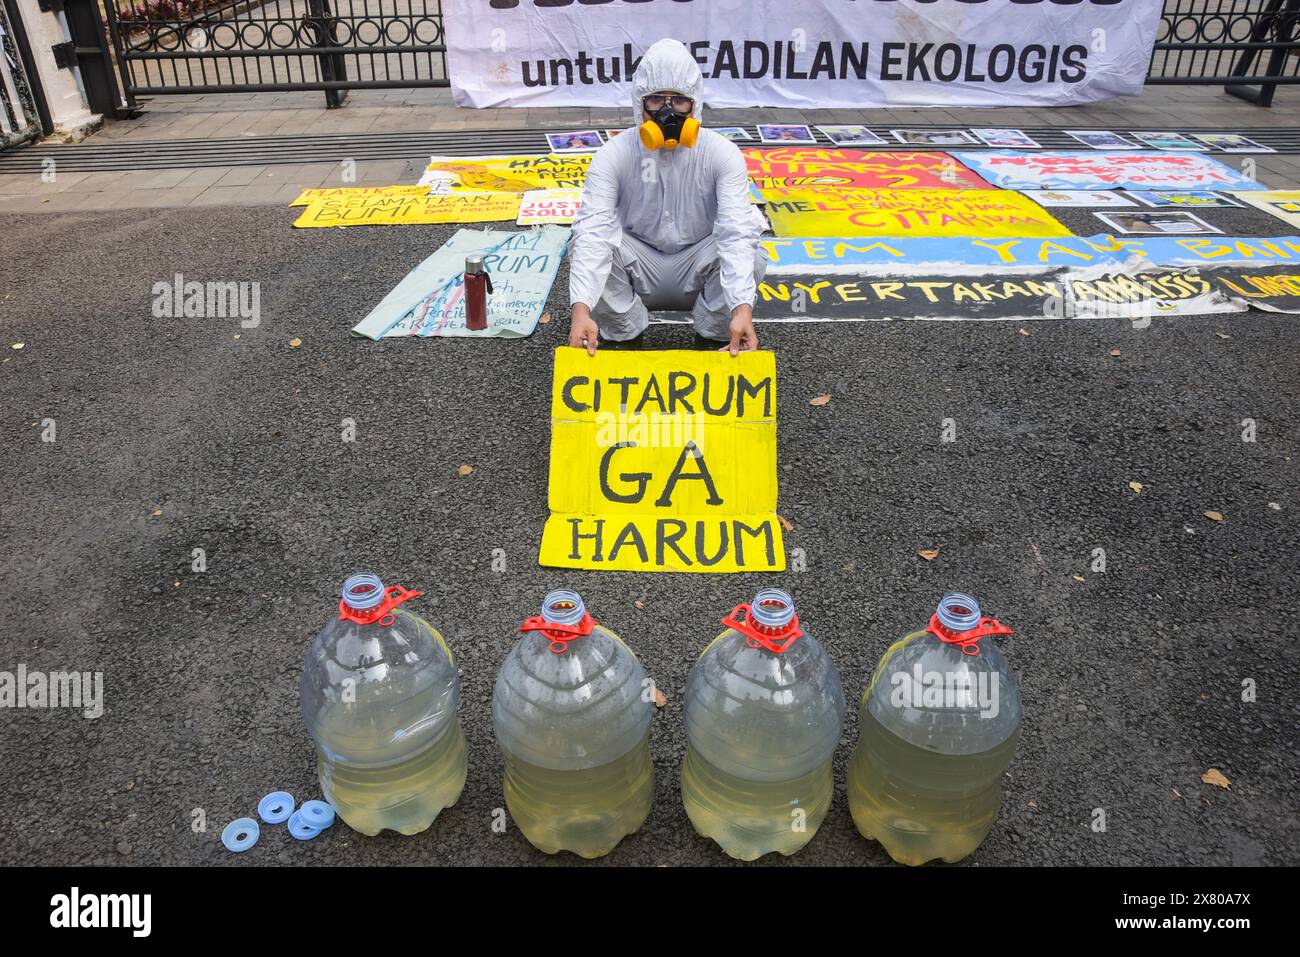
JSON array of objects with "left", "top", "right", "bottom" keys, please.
[
  {"left": 722, "top": 304, "right": 758, "bottom": 356},
  {"left": 569, "top": 304, "right": 599, "bottom": 356}
]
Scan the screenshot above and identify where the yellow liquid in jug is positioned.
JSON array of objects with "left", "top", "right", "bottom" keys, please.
[
  {"left": 681, "top": 746, "right": 834, "bottom": 861},
  {"left": 318, "top": 721, "right": 469, "bottom": 837},
  {"left": 847, "top": 709, "right": 1019, "bottom": 866},
  {"left": 501, "top": 731, "right": 654, "bottom": 859}
]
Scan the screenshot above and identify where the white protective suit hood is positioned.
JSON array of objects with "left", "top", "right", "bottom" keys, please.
[
  {"left": 631, "top": 39, "right": 704, "bottom": 126},
  {"left": 568, "top": 38, "right": 767, "bottom": 323}
]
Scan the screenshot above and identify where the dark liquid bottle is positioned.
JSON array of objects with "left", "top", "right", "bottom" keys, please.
[{"left": 465, "top": 255, "right": 492, "bottom": 331}]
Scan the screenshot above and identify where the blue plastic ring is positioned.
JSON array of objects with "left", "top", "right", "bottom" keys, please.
[
  {"left": 257, "top": 791, "right": 295, "bottom": 825},
  {"left": 222, "top": 817, "right": 260, "bottom": 852},
  {"left": 299, "top": 800, "right": 336, "bottom": 829},
  {"left": 288, "top": 810, "right": 321, "bottom": 841}
]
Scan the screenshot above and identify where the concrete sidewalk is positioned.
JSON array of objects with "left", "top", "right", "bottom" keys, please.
[
  {"left": 91, "top": 84, "right": 1294, "bottom": 141},
  {"left": 1, "top": 85, "right": 1298, "bottom": 213}
]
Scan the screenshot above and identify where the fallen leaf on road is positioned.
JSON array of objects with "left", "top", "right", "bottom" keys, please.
[
  {"left": 1201, "top": 768, "right": 1231, "bottom": 790},
  {"left": 777, "top": 514, "right": 794, "bottom": 531},
  {"left": 289, "top": 338, "right": 302, "bottom": 348},
  {"left": 1018, "top": 328, "right": 1030, "bottom": 336},
  {"left": 634, "top": 599, "right": 645, "bottom": 610},
  {"left": 1109, "top": 349, "right": 1121, "bottom": 358},
  {"left": 1215, "top": 332, "right": 1232, "bottom": 340},
  {"left": 1128, "top": 481, "right": 1144, "bottom": 494},
  {"left": 456, "top": 464, "right": 474, "bottom": 476},
  {"left": 653, "top": 688, "right": 667, "bottom": 708},
  {"left": 151, "top": 510, "right": 162, "bottom": 517},
  {"left": 1072, "top": 575, "right": 1086, "bottom": 582},
  {"left": 11, "top": 343, "right": 24, "bottom": 350},
  {"left": 539, "top": 312, "right": 551, "bottom": 324},
  {"left": 917, "top": 548, "right": 940, "bottom": 561},
  {"left": 1028, "top": 799, "right": 1038, "bottom": 808},
  {"left": 810, "top": 394, "right": 832, "bottom": 407},
  {"left": 1203, "top": 510, "right": 1224, "bottom": 522},
  {"left": 1172, "top": 787, "right": 1182, "bottom": 798}
]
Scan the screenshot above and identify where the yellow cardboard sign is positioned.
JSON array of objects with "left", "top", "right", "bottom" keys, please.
[
  {"left": 763, "top": 186, "right": 1071, "bottom": 238},
  {"left": 1232, "top": 190, "right": 1300, "bottom": 230},
  {"left": 287, "top": 185, "right": 432, "bottom": 207},
  {"left": 423, "top": 153, "right": 591, "bottom": 193},
  {"left": 292, "top": 190, "right": 521, "bottom": 227},
  {"left": 540, "top": 347, "right": 784, "bottom": 573}
]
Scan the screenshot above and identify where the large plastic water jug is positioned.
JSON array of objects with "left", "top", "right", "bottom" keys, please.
[
  {"left": 299, "top": 573, "right": 467, "bottom": 836},
  {"left": 492, "top": 589, "right": 654, "bottom": 859},
  {"left": 847, "top": 593, "right": 1021, "bottom": 865},
  {"left": 681, "top": 588, "right": 844, "bottom": 860}
]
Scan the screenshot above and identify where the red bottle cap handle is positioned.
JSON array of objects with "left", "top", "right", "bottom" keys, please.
[
  {"left": 925, "top": 615, "right": 1014, "bottom": 656},
  {"left": 520, "top": 611, "right": 597, "bottom": 654},
  {"left": 721, "top": 603, "right": 803, "bottom": 654},
  {"left": 338, "top": 585, "right": 422, "bottom": 627}
]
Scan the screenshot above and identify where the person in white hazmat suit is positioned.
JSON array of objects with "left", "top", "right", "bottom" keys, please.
[{"left": 567, "top": 39, "right": 769, "bottom": 356}]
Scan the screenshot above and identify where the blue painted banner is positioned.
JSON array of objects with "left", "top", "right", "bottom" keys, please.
[
  {"left": 761, "top": 233, "right": 1300, "bottom": 271},
  {"left": 353, "top": 225, "right": 570, "bottom": 339},
  {"left": 951, "top": 150, "right": 1265, "bottom": 192}
]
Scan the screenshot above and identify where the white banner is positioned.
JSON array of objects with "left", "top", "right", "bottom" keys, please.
[{"left": 445, "top": 0, "right": 1165, "bottom": 110}]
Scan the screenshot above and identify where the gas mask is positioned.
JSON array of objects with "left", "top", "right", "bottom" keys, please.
[{"left": 639, "top": 97, "right": 700, "bottom": 151}]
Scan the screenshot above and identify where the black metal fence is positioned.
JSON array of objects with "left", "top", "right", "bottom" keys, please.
[
  {"left": 94, "top": 0, "right": 1300, "bottom": 109},
  {"left": 1150, "top": 0, "right": 1299, "bottom": 105},
  {"left": 103, "top": 0, "right": 448, "bottom": 107}
]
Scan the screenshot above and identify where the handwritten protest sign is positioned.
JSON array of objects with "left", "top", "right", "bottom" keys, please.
[
  {"left": 293, "top": 190, "right": 521, "bottom": 227},
  {"left": 953, "top": 150, "right": 1265, "bottom": 191},
  {"left": 420, "top": 153, "right": 591, "bottom": 193},
  {"left": 752, "top": 262, "right": 1300, "bottom": 322},
  {"left": 353, "top": 226, "right": 570, "bottom": 338},
  {"left": 540, "top": 348, "right": 783, "bottom": 573},
  {"left": 760, "top": 234, "right": 1300, "bottom": 270},
  {"left": 744, "top": 148, "right": 990, "bottom": 189},
  {"left": 517, "top": 188, "right": 584, "bottom": 225},
  {"left": 754, "top": 266, "right": 1237, "bottom": 322},
  {"left": 288, "top": 185, "right": 433, "bottom": 207},
  {"left": 1232, "top": 190, "right": 1300, "bottom": 230},
  {"left": 762, "top": 187, "right": 1071, "bottom": 238}
]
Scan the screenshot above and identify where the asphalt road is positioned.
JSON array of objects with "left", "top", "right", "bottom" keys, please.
[{"left": 0, "top": 204, "right": 1296, "bottom": 867}]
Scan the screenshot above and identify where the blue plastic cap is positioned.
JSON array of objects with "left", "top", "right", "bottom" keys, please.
[
  {"left": 222, "top": 817, "right": 260, "bottom": 852},
  {"left": 257, "top": 791, "right": 295, "bottom": 825},
  {"left": 299, "top": 800, "right": 336, "bottom": 829},
  {"left": 287, "top": 810, "right": 321, "bottom": 841}
]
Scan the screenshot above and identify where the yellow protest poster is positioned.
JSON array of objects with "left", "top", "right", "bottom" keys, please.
[
  {"left": 421, "top": 153, "right": 592, "bottom": 193},
  {"left": 1232, "top": 190, "right": 1300, "bottom": 230},
  {"left": 287, "top": 185, "right": 432, "bottom": 207},
  {"left": 540, "top": 347, "right": 784, "bottom": 573},
  {"left": 762, "top": 186, "right": 1072, "bottom": 239},
  {"left": 293, "top": 190, "right": 522, "bottom": 227}
]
